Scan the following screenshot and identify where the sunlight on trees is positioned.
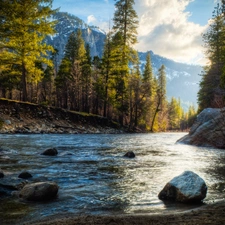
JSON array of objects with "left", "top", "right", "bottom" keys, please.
[{"left": 0, "top": 0, "right": 197, "bottom": 131}]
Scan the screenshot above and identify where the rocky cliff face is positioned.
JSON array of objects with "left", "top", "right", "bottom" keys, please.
[
  {"left": 46, "top": 12, "right": 105, "bottom": 65},
  {"left": 177, "top": 108, "right": 225, "bottom": 149}
]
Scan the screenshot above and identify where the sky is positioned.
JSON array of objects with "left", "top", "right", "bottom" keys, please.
[{"left": 52, "top": 0, "right": 220, "bottom": 65}]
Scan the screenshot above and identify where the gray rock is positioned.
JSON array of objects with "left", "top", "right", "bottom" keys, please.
[
  {"left": 177, "top": 108, "right": 225, "bottom": 149},
  {"left": 41, "top": 148, "right": 58, "bottom": 156},
  {"left": 158, "top": 171, "right": 207, "bottom": 203},
  {"left": 19, "top": 182, "right": 58, "bottom": 201},
  {"left": 4, "top": 120, "right": 11, "bottom": 125}
]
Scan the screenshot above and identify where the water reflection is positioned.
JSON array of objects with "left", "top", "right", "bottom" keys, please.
[{"left": 0, "top": 133, "right": 225, "bottom": 223}]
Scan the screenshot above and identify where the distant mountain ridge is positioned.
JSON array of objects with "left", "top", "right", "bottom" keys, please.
[
  {"left": 47, "top": 12, "right": 202, "bottom": 109},
  {"left": 46, "top": 12, "right": 106, "bottom": 61}
]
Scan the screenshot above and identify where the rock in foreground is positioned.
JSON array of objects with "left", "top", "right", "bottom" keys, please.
[
  {"left": 19, "top": 182, "right": 58, "bottom": 201},
  {"left": 158, "top": 171, "right": 207, "bottom": 203},
  {"left": 177, "top": 108, "right": 225, "bottom": 149}
]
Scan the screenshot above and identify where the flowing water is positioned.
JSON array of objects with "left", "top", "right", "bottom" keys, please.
[{"left": 0, "top": 133, "right": 225, "bottom": 224}]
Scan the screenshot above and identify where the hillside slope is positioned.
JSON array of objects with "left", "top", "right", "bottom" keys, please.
[{"left": 0, "top": 99, "right": 121, "bottom": 134}]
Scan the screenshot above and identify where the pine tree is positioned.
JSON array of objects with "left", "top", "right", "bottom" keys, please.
[
  {"left": 128, "top": 54, "right": 141, "bottom": 129},
  {"left": 0, "top": 0, "right": 57, "bottom": 101},
  {"left": 150, "top": 65, "right": 167, "bottom": 132},
  {"left": 168, "top": 97, "right": 183, "bottom": 130},
  {"left": 112, "top": 0, "right": 139, "bottom": 125},
  {"left": 101, "top": 31, "right": 114, "bottom": 117},
  {"left": 198, "top": 3, "right": 225, "bottom": 110},
  {"left": 55, "top": 58, "right": 71, "bottom": 108},
  {"left": 92, "top": 56, "right": 104, "bottom": 115},
  {"left": 187, "top": 105, "right": 197, "bottom": 127},
  {"left": 82, "top": 44, "right": 92, "bottom": 113},
  {"left": 55, "top": 29, "right": 87, "bottom": 110},
  {"left": 141, "top": 52, "right": 155, "bottom": 130}
]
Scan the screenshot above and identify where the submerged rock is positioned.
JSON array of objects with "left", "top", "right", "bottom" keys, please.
[
  {"left": 19, "top": 182, "right": 58, "bottom": 201},
  {"left": 177, "top": 108, "right": 225, "bottom": 149},
  {"left": 0, "top": 170, "right": 4, "bottom": 178},
  {"left": 158, "top": 171, "right": 207, "bottom": 203},
  {"left": 18, "top": 171, "right": 32, "bottom": 179},
  {"left": 124, "top": 151, "right": 135, "bottom": 158},
  {"left": 41, "top": 148, "right": 58, "bottom": 156}
]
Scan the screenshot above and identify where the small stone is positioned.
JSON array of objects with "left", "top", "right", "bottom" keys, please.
[
  {"left": 124, "top": 151, "right": 135, "bottom": 158},
  {"left": 41, "top": 148, "right": 58, "bottom": 156},
  {"left": 18, "top": 171, "right": 32, "bottom": 179},
  {"left": 4, "top": 120, "right": 11, "bottom": 125},
  {"left": 0, "top": 170, "right": 4, "bottom": 178}
]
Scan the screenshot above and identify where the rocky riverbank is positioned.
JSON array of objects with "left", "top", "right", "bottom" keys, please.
[
  {"left": 177, "top": 107, "right": 225, "bottom": 149},
  {"left": 0, "top": 99, "right": 122, "bottom": 134}
]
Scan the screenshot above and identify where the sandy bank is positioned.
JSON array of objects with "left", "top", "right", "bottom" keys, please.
[{"left": 23, "top": 200, "right": 225, "bottom": 225}]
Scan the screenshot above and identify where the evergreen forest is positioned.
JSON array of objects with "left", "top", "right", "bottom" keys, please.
[
  {"left": 198, "top": 1, "right": 225, "bottom": 111},
  {"left": 0, "top": 0, "right": 206, "bottom": 132}
]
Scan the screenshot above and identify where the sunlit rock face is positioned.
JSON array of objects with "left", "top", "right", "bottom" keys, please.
[
  {"left": 177, "top": 108, "right": 225, "bottom": 149},
  {"left": 19, "top": 182, "right": 58, "bottom": 201},
  {"left": 158, "top": 171, "right": 207, "bottom": 203}
]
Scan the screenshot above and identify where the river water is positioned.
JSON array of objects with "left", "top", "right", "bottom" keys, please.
[{"left": 0, "top": 133, "right": 225, "bottom": 224}]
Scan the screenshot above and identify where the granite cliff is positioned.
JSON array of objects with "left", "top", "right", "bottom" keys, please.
[{"left": 177, "top": 108, "right": 225, "bottom": 149}]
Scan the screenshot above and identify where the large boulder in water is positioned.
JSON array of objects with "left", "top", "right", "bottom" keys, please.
[
  {"left": 158, "top": 171, "right": 207, "bottom": 203},
  {"left": 19, "top": 182, "right": 58, "bottom": 201},
  {"left": 177, "top": 108, "right": 225, "bottom": 149}
]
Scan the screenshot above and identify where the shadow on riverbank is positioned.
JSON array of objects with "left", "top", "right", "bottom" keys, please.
[{"left": 21, "top": 200, "right": 225, "bottom": 225}]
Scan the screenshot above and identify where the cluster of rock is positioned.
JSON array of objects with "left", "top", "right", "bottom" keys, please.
[
  {"left": 0, "top": 148, "right": 61, "bottom": 202},
  {"left": 0, "top": 170, "right": 58, "bottom": 202},
  {"left": 177, "top": 108, "right": 225, "bottom": 149},
  {"left": 1, "top": 148, "right": 207, "bottom": 205}
]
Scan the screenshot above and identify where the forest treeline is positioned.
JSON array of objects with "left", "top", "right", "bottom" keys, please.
[
  {"left": 0, "top": 0, "right": 197, "bottom": 131},
  {"left": 198, "top": 1, "right": 225, "bottom": 111}
]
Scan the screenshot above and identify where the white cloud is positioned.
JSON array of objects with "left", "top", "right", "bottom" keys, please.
[
  {"left": 87, "top": 15, "right": 97, "bottom": 24},
  {"left": 87, "top": 14, "right": 111, "bottom": 32},
  {"left": 134, "top": 0, "right": 208, "bottom": 65}
]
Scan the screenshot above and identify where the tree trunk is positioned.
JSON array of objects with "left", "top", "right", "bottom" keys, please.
[
  {"left": 150, "top": 96, "right": 160, "bottom": 132},
  {"left": 22, "top": 62, "right": 27, "bottom": 102}
]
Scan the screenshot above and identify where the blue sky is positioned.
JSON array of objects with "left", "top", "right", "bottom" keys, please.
[{"left": 52, "top": 0, "right": 219, "bottom": 65}]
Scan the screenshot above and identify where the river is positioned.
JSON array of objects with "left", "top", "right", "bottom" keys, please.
[{"left": 0, "top": 133, "right": 225, "bottom": 224}]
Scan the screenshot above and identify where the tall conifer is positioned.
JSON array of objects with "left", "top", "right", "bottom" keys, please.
[
  {"left": 112, "top": 0, "right": 139, "bottom": 125},
  {"left": 0, "top": 0, "right": 57, "bottom": 101}
]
